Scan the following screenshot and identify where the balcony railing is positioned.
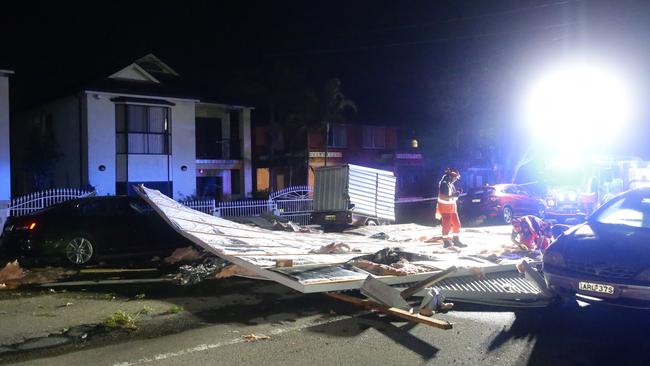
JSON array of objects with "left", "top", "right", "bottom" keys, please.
[{"left": 196, "top": 139, "right": 241, "bottom": 160}]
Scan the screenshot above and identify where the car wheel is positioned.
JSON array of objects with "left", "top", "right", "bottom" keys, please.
[
  {"left": 65, "top": 235, "right": 95, "bottom": 265},
  {"left": 365, "top": 219, "right": 378, "bottom": 226},
  {"left": 502, "top": 206, "right": 514, "bottom": 224},
  {"left": 537, "top": 205, "right": 546, "bottom": 219}
]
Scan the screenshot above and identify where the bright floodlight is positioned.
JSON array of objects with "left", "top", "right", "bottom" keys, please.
[{"left": 522, "top": 60, "right": 635, "bottom": 152}]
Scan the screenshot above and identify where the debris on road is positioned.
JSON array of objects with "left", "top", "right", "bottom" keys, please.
[
  {"left": 136, "top": 186, "right": 556, "bottom": 328},
  {"left": 0, "top": 260, "right": 24, "bottom": 289},
  {"left": 175, "top": 257, "right": 230, "bottom": 285},
  {"left": 0, "top": 261, "right": 77, "bottom": 290},
  {"left": 164, "top": 246, "right": 204, "bottom": 264},
  {"left": 309, "top": 242, "right": 358, "bottom": 254},
  {"left": 271, "top": 219, "right": 321, "bottom": 233},
  {"left": 243, "top": 333, "right": 271, "bottom": 342}
]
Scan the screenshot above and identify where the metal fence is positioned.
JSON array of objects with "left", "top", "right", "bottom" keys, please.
[
  {"left": 181, "top": 186, "right": 314, "bottom": 225},
  {"left": 180, "top": 198, "right": 217, "bottom": 215},
  {"left": 215, "top": 199, "right": 277, "bottom": 218},
  {"left": 275, "top": 198, "right": 313, "bottom": 225},
  {"left": 9, "top": 188, "right": 96, "bottom": 217},
  {"left": 9, "top": 186, "right": 314, "bottom": 225}
]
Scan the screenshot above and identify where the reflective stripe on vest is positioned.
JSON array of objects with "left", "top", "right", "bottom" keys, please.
[{"left": 437, "top": 197, "right": 456, "bottom": 205}]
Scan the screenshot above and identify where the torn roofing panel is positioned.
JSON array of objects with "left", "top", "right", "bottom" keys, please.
[{"left": 136, "top": 185, "right": 546, "bottom": 296}]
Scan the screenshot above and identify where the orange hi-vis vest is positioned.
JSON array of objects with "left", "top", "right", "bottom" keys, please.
[{"left": 435, "top": 181, "right": 457, "bottom": 218}]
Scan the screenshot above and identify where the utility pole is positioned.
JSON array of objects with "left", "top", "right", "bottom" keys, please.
[{"left": 324, "top": 122, "right": 329, "bottom": 167}]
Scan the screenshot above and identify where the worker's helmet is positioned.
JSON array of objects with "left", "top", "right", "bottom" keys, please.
[{"left": 445, "top": 168, "right": 461, "bottom": 179}]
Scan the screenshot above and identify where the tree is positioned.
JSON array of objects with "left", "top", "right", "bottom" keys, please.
[
  {"left": 303, "top": 78, "right": 357, "bottom": 167},
  {"left": 225, "top": 66, "right": 357, "bottom": 186}
]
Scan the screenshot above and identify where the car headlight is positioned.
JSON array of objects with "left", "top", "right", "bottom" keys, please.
[
  {"left": 544, "top": 251, "right": 566, "bottom": 267},
  {"left": 557, "top": 192, "right": 566, "bottom": 202},
  {"left": 635, "top": 269, "right": 650, "bottom": 282}
]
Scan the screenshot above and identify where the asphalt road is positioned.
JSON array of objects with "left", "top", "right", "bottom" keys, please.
[{"left": 3, "top": 276, "right": 650, "bottom": 366}]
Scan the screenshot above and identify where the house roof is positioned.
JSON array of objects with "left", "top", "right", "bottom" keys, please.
[{"left": 14, "top": 53, "right": 254, "bottom": 111}]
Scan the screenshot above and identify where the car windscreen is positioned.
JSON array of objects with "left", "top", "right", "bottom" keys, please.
[
  {"left": 594, "top": 193, "right": 650, "bottom": 229},
  {"left": 468, "top": 187, "right": 495, "bottom": 197}
]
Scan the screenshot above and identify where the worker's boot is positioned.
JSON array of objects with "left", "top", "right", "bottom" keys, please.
[
  {"left": 452, "top": 236, "right": 467, "bottom": 248},
  {"left": 443, "top": 238, "right": 453, "bottom": 248}
]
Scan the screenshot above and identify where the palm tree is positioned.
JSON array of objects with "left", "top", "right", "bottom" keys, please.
[{"left": 313, "top": 78, "right": 357, "bottom": 166}]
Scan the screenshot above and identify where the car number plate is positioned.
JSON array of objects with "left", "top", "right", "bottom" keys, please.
[
  {"left": 471, "top": 198, "right": 481, "bottom": 203},
  {"left": 324, "top": 214, "right": 337, "bottom": 221},
  {"left": 578, "top": 281, "right": 615, "bottom": 295}
]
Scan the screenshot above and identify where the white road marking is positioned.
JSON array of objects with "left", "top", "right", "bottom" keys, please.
[{"left": 112, "top": 315, "right": 346, "bottom": 366}]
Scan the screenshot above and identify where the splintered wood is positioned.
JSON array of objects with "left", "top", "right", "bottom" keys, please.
[{"left": 326, "top": 292, "right": 452, "bottom": 330}]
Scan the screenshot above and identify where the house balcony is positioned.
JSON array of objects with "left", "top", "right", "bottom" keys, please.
[{"left": 196, "top": 138, "right": 243, "bottom": 170}]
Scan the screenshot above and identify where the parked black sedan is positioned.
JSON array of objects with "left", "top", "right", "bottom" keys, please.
[
  {"left": 543, "top": 188, "right": 650, "bottom": 308},
  {"left": 0, "top": 196, "right": 193, "bottom": 266}
]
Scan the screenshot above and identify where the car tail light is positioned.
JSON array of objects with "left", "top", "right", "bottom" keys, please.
[
  {"left": 635, "top": 269, "right": 650, "bottom": 282},
  {"left": 544, "top": 251, "right": 565, "bottom": 267},
  {"left": 14, "top": 221, "right": 37, "bottom": 231}
]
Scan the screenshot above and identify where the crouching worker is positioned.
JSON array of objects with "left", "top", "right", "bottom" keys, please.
[
  {"left": 511, "top": 215, "right": 570, "bottom": 251},
  {"left": 435, "top": 168, "right": 466, "bottom": 248}
]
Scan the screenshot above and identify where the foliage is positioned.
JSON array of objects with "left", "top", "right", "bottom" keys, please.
[
  {"left": 169, "top": 304, "right": 185, "bottom": 314},
  {"left": 140, "top": 305, "right": 154, "bottom": 315},
  {"left": 102, "top": 310, "right": 137, "bottom": 330}
]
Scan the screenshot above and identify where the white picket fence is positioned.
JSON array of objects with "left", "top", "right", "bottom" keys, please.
[
  {"left": 9, "top": 188, "right": 96, "bottom": 217},
  {"left": 9, "top": 186, "right": 314, "bottom": 225},
  {"left": 181, "top": 186, "right": 314, "bottom": 225}
]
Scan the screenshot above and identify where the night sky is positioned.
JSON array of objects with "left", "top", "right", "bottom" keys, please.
[{"left": 3, "top": 0, "right": 650, "bottom": 155}]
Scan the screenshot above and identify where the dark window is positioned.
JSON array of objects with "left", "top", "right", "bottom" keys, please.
[
  {"left": 229, "top": 111, "right": 240, "bottom": 139},
  {"left": 231, "top": 169, "right": 241, "bottom": 195},
  {"left": 195, "top": 118, "right": 222, "bottom": 158},
  {"left": 362, "top": 126, "right": 386, "bottom": 149},
  {"left": 116, "top": 105, "right": 171, "bottom": 155},
  {"left": 327, "top": 124, "right": 347, "bottom": 148},
  {"left": 80, "top": 199, "right": 128, "bottom": 216}
]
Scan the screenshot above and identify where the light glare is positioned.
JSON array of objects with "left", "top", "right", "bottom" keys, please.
[{"left": 523, "top": 60, "right": 635, "bottom": 152}]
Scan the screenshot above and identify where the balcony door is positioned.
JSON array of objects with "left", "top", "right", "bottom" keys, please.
[{"left": 195, "top": 117, "right": 222, "bottom": 159}]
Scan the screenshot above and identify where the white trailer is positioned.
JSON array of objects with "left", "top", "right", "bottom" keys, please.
[{"left": 311, "top": 164, "right": 396, "bottom": 226}]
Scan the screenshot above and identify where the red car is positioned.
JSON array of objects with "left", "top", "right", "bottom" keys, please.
[{"left": 458, "top": 184, "right": 546, "bottom": 224}]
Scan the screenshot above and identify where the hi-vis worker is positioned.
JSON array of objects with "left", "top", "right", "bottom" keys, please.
[{"left": 435, "top": 168, "right": 467, "bottom": 248}]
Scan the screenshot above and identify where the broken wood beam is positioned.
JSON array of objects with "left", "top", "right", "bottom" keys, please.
[
  {"left": 400, "top": 266, "right": 457, "bottom": 300},
  {"left": 326, "top": 292, "right": 452, "bottom": 330}
]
